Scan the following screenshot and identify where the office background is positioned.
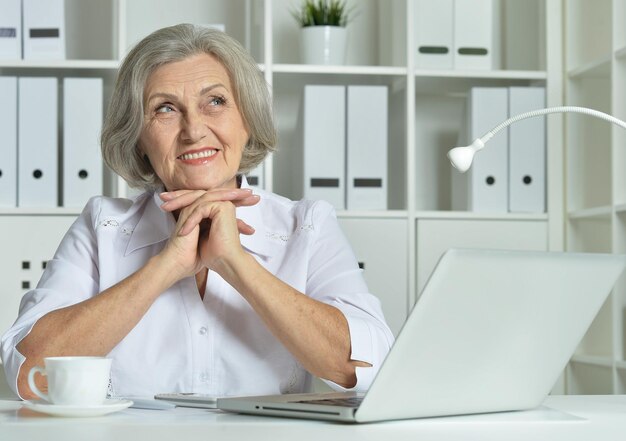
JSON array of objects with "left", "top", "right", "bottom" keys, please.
[{"left": 0, "top": 0, "right": 621, "bottom": 397}]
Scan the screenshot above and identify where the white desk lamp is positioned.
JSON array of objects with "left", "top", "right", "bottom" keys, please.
[{"left": 447, "top": 106, "right": 626, "bottom": 173}]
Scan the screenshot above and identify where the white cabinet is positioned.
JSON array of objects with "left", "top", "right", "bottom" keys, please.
[
  {"left": 563, "top": 0, "right": 626, "bottom": 395},
  {"left": 0, "top": 216, "right": 76, "bottom": 335},
  {"left": 339, "top": 217, "right": 408, "bottom": 336},
  {"left": 0, "top": 0, "right": 565, "bottom": 384},
  {"left": 416, "top": 217, "right": 548, "bottom": 294}
]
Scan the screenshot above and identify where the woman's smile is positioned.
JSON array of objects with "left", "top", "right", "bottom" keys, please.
[{"left": 177, "top": 147, "right": 220, "bottom": 164}]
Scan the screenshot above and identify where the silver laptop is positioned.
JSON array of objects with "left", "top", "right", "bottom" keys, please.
[{"left": 218, "top": 248, "right": 626, "bottom": 423}]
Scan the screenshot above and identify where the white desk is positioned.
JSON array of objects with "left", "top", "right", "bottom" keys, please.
[{"left": 1, "top": 395, "right": 626, "bottom": 441}]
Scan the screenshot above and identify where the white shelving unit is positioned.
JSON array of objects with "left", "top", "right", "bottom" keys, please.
[
  {"left": 0, "top": 0, "right": 566, "bottom": 381},
  {"left": 564, "top": 0, "right": 626, "bottom": 395}
]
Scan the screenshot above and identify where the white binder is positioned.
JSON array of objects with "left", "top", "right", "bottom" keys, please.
[
  {"left": 0, "top": 0, "right": 22, "bottom": 60},
  {"left": 18, "top": 77, "right": 58, "bottom": 207},
  {"left": 415, "top": 0, "right": 454, "bottom": 69},
  {"left": 246, "top": 162, "right": 264, "bottom": 189},
  {"left": 347, "top": 85, "right": 388, "bottom": 210},
  {"left": 453, "top": 0, "right": 500, "bottom": 70},
  {"left": 452, "top": 87, "right": 508, "bottom": 212},
  {"left": 303, "top": 85, "right": 345, "bottom": 210},
  {"left": 23, "top": 0, "right": 66, "bottom": 60},
  {"left": 63, "top": 78, "right": 103, "bottom": 207},
  {"left": 508, "top": 87, "right": 546, "bottom": 213},
  {"left": 0, "top": 77, "right": 17, "bottom": 207}
]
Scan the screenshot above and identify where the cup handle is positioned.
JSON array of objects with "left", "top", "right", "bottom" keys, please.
[{"left": 27, "top": 366, "right": 49, "bottom": 402}]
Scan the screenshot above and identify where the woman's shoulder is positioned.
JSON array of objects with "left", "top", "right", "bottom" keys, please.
[
  {"left": 256, "top": 189, "right": 337, "bottom": 227},
  {"left": 80, "top": 192, "right": 153, "bottom": 226}
]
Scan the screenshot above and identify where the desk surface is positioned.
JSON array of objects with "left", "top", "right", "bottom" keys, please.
[{"left": 1, "top": 395, "right": 626, "bottom": 441}]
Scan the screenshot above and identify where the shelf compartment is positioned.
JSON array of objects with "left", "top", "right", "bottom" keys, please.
[
  {"left": 570, "top": 354, "right": 614, "bottom": 368},
  {"left": 122, "top": 0, "right": 264, "bottom": 62},
  {"left": 567, "top": 214, "right": 612, "bottom": 254},
  {"left": 565, "top": 0, "right": 612, "bottom": 72},
  {"left": 272, "top": 0, "right": 407, "bottom": 67},
  {"left": 566, "top": 360, "right": 613, "bottom": 394},
  {"left": 566, "top": 74, "right": 612, "bottom": 211},
  {"left": 568, "top": 206, "right": 612, "bottom": 221},
  {"left": 574, "top": 294, "right": 614, "bottom": 359},
  {"left": 271, "top": 72, "right": 407, "bottom": 210},
  {"left": 567, "top": 56, "right": 612, "bottom": 79}
]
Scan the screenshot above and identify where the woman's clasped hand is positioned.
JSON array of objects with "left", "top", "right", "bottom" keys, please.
[{"left": 159, "top": 188, "right": 259, "bottom": 277}]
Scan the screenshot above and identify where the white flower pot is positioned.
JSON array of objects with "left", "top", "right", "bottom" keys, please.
[{"left": 300, "top": 25, "right": 347, "bottom": 65}]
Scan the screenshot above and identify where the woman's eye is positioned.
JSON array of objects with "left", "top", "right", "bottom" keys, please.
[
  {"left": 156, "top": 104, "right": 174, "bottom": 114},
  {"left": 209, "top": 96, "right": 225, "bottom": 106}
]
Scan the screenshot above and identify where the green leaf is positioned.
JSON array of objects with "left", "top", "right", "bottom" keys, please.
[{"left": 291, "top": 0, "right": 350, "bottom": 27}]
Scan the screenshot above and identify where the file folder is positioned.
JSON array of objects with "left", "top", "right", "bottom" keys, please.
[
  {"left": 246, "top": 162, "right": 264, "bottom": 188},
  {"left": 346, "top": 85, "right": 388, "bottom": 210},
  {"left": 508, "top": 87, "right": 546, "bottom": 213},
  {"left": 0, "top": 0, "right": 21, "bottom": 60},
  {"left": 63, "top": 78, "right": 103, "bottom": 207},
  {"left": 452, "top": 87, "right": 508, "bottom": 212},
  {"left": 23, "top": 0, "right": 66, "bottom": 60},
  {"left": 415, "top": 0, "right": 454, "bottom": 69},
  {"left": 18, "top": 77, "right": 58, "bottom": 207},
  {"left": 0, "top": 77, "right": 17, "bottom": 207},
  {"left": 303, "top": 85, "right": 345, "bottom": 210},
  {"left": 453, "top": 0, "right": 500, "bottom": 70}
]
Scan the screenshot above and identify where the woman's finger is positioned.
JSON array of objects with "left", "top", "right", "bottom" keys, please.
[
  {"left": 237, "top": 218, "right": 255, "bottom": 235},
  {"left": 160, "top": 188, "right": 255, "bottom": 211},
  {"left": 178, "top": 201, "right": 234, "bottom": 236}
]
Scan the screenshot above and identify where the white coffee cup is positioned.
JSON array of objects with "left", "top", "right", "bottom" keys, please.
[{"left": 27, "top": 356, "right": 112, "bottom": 406}]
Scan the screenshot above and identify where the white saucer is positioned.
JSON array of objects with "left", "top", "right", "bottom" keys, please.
[{"left": 23, "top": 399, "right": 133, "bottom": 417}]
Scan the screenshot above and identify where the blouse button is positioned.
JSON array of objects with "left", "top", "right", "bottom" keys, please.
[{"left": 199, "top": 326, "right": 208, "bottom": 335}]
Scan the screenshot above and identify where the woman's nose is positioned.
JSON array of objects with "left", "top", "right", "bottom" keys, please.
[{"left": 181, "top": 110, "right": 209, "bottom": 143}]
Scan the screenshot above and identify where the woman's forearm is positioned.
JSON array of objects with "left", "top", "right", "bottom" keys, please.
[
  {"left": 15, "top": 253, "right": 180, "bottom": 399},
  {"left": 216, "top": 252, "right": 365, "bottom": 388}
]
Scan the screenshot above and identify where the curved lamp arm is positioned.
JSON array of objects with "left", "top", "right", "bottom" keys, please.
[{"left": 447, "top": 106, "right": 626, "bottom": 173}]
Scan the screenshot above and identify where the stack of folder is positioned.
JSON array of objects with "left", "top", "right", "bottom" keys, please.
[
  {"left": 415, "top": 0, "right": 500, "bottom": 70},
  {"left": 302, "top": 85, "right": 388, "bottom": 211},
  {"left": 0, "top": 77, "right": 103, "bottom": 208},
  {"left": 0, "top": 0, "right": 66, "bottom": 60},
  {"left": 452, "top": 86, "right": 546, "bottom": 213}
]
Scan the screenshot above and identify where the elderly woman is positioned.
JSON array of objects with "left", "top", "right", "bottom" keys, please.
[{"left": 1, "top": 24, "right": 393, "bottom": 399}]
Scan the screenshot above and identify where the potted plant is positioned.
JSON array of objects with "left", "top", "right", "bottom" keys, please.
[{"left": 292, "top": 0, "right": 351, "bottom": 65}]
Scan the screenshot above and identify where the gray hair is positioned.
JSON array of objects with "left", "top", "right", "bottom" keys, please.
[{"left": 101, "top": 23, "right": 276, "bottom": 190}]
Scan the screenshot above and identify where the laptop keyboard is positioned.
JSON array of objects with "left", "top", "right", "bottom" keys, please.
[{"left": 295, "top": 396, "right": 364, "bottom": 408}]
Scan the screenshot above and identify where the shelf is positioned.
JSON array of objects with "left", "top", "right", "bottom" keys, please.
[
  {"left": 414, "top": 69, "right": 547, "bottom": 81},
  {"left": 413, "top": 211, "right": 548, "bottom": 221},
  {"left": 615, "top": 204, "right": 626, "bottom": 214},
  {"left": 615, "top": 360, "right": 626, "bottom": 370},
  {"left": 568, "top": 206, "right": 613, "bottom": 221},
  {"left": 567, "top": 56, "right": 612, "bottom": 79},
  {"left": 336, "top": 210, "right": 408, "bottom": 219},
  {"left": 570, "top": 354, "right": 614, "bottom": 368},
  {"left": 615, "top": 46, "right": 626, "bottom": 60},
  {"left": 0, "top": 208, "right": 82, "bottom": 216},
  {"left": 272, "top": 64, "right": 406, "bottom": 76},
  {"left": 0, "top": 59, "right": 120, "bottom": 70}
]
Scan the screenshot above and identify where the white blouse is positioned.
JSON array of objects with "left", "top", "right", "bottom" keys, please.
[{"left": 1, "top": 179, "right": 394, "bottom": 398}]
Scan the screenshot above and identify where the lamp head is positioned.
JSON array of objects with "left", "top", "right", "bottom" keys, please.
[{"left": 447, "top": 138, "right": 485, "bottom": 173}]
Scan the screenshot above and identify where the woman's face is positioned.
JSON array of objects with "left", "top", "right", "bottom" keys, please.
[{"left": 139, "top": 53, "right": 249, "bottom": 191}]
